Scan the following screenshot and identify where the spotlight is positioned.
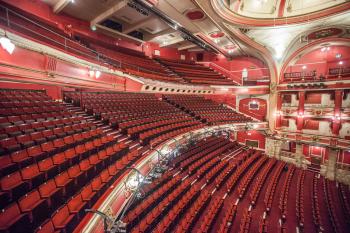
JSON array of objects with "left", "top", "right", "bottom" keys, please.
[
  {"left": 89, "top": 70, "right": 95, "bottom": 77},
  {"left": 0, "top": 36, "right": 15, "bottom": 54},
  {"left": 95, "top": 70, "right": 101, "bottom": 78}
]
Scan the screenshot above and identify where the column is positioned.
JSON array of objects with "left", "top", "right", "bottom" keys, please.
[
  {"left": 297, "top": 91, "right": 305, "bottom": 131},
  {"left": 295, "top": 143, "right": 304, "bottom": 168},
  {"left": 325, "top": 149, "right": 338, "bottom": 180},
  {"left": 275, "top": 92, "right": 282, "bottom": 128},
  {"left": 332, "top": 90, "right": 343, "bottom": 135}
]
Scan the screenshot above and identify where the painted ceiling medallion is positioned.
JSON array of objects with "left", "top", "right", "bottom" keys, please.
[
  {"left": 209, "top": 31, "right": 225, "bottom": 38},
  {"left": 185, "top": 9, "right": 206, "bottom": 21}
]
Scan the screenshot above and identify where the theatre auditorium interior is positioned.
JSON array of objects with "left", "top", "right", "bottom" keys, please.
[{"left": 1, "top": 0, "right": 350, "bottom": 233}]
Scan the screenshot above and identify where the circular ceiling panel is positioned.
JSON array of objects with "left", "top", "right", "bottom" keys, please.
[
  {"left": 210, "top": 31, "right": 225, "bottom": 38},
  {"left": 185, "top": 9, "right": 206, "bottom": 21}
]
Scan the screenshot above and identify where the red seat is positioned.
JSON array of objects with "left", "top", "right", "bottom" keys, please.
[
  {"left": 63, "top": 135, "right": 74, "bottom": 146},
  {"left": 38, "top": 158, "right": 58, "bottom": 179},
  {"left": 52, "top": 152, "right": 68, "bottom": 172},
  {"left": 20, "top": 163, "right": 45, "bottom": 189},
  {"left": 42, "top": 129, "right": 57, "bottom": 141},
  {"left": 0, "top": 202, "right": 31, "bottom": 233},
  {"left": 11, "top": 149, "right": 34, "bottom": 168},
  {"left": 67, "top": 164, "right": 85, "bottom": 187},
  {"left": 0, "top": 171, "right": 29, "bottom": 201},
  {"left": 53, "top": 138, "right": 65, "bottom": 151},
  {"left": 0, "top": 137, "right": 21, "bottom": 155},
  {"left": 35, "top": 219, "right": 60, "bottom": 233},
  {"left": 64, "top": 148, "right": 78, "bottom": 165},
  {"left": 100, "top": 169, "right": 112, "bottom": 184},
  {"left": 80, "top": 183, "right": 96, "bottom": 208},
  {"left": 18, "top": 189, "right": 48, "bottom": 228},
  {"left": 38, "top": 179, "right": 63, "bottom": 211},
  {"left": 27, "top": 145, "right": 46, "bottom": 161},
  {"left": 67, "top": 193, "right": 86, "bottom": 219},
  {"left": 54, "top": 171, "right": 74, "bottom": 197},
  {"left": 41, "top": 141, "right": 56, "bottom": 156},
  {"left": 4, "top": 125, "right": 22, "bottom": 137},
  {"left": 30, "top": 131, "right": 46, "bottom": 144},
  {"left": 16, "top": 134, "right": 35, "bottom": 148},
  {"left": 0, "top": 155, "right": 17, "bottom": 177},
  {"left": 51, "top": 206, "right": 76, "bottom": 233},
  {"left": 91, "top": 176, "right": 104, "bottom": 194}
]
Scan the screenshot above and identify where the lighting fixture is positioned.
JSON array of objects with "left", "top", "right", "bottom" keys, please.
[
  {"left": 0, "top": 35, "right": 15, "bottom": 54},
  {"left": 89, "top": 70, "right": 95, "bottom": 77},
  {"left": 327, "top": 47, "right": 330, "bottom": 51},
  {"left": 321, "top": 47, "right": 326, "bottom": 52},
  {"left": 339, "top": 61, "right": 343, "bottom": 65},
  {"left": 95, "top": 70, "right": 101, "bottom": 78},
  {"left": 91, "top": 25, "right": 97, "bottom": 31},
  {"left": 335, "top": 53, "right": 342, "bottom": 59},
  {"left": 302, "top": 65, "right": 307, "bottom": 70}
]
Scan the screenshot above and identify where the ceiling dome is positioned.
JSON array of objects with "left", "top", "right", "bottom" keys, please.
[{"left": 213, "top": 0, "right": 350, "bottom": 26}]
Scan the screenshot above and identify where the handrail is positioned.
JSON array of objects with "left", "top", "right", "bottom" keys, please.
[{"left": 0, "top": 4, "right": 166, "bottom": 77}]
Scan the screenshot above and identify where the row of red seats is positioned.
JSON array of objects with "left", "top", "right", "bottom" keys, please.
[
  {"left": 123, "top": 175, "right": 182, "bottom": 226},
  {"left": 311, "top": 174, "right": 325, "bottom": 231},
  {"left": 0, "top": 137, "right": 129, "bottom": 233},
  {"left": 214, "top": 150, "right": 252, "bottom": 189},
  {"left": 173, "top": 190, "right": 211, "bottom": 233},
  {"left": 0, "top": 127, "right": 102, "bottom": 178},
  {"left": 171, "top": 137, "right": 219, "bottom": 168},
  {"left": 225, "top": 152, "right": 261, "bottom": 193},
  {"left": 239, "top": 210, "right": 252, "bottom": 233},
  {"left": 0, "top": 121, "right": 94, "bottom": 156},
  {"left": 131, "top": 179, "right": 195, "bottom": 233},
  {"left": 296, "top": 170, "right": 306, "bottom": 227},
  {"left": 198, "top": 197, "right": 224, "bottom": 233},
  {"left": 264, "top": 162, "right": 285, "bottom": 212},
  {"left": 218, "top": 203, "right": 237, "bottom": 233},
  {"left": 188, "top": 142, "right": 237, "bottom": 176},
  {"left": 151, "top": 184, "right": 200, "bottom": 233},
  {"left": 323, "top": 179, "right": 344, "bottom": 233},
  {"left": 279, "top": 166, "right": 296, "bottom": 221},
  {"left": 338, "top": 183, "right": 350, "bottom": 224},
  {"left": 237, "top": 156, "right": 268, "bottom": 198},
  {"left": 250, "top": 159, "right": 276, "bottom": 206},
  {"left": 259, "top": 217, "right": 268, "bottom": 233},
  {"left": 179, "top": 138, "right": 228, "bottom": 170}
]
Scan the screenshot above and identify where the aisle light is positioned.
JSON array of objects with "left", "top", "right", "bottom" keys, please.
[{"left": 0, "top": 36, "right": 15, "bottom": 54}]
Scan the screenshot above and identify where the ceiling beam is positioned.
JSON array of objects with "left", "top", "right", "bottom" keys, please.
[
  {"left": 123, "top": 17, "right": 156, "bottom": 34},
  {"left": 53, "top": 0, "right": 71, "bottom": 14},
  {"left": 145, "top": 27, "right": 174, "bottom": 40},
  {"left": 91, "top": 0, "right": 128, "bottom": 26},
  {"left": 160, "top": 37, "right": 184, "bottom": 47},
  {"left": 178, "top": 44, "right": 197, "bottom": 51}
]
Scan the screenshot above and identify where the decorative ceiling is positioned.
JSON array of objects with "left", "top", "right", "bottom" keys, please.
[{"left": 42, "top": 0, "right": 350, "bottom": 68}]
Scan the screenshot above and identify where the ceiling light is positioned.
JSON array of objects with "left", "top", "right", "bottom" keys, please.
[
  {"left": 327, "top": 47, "right": 330, "bottom": 51},
  {"left": 335, "top": 53, "right": 342, "bottom": 59},
  {"left": 91, "top": 25, "right": 97, "bottom": 31},
  {"left": 95, "top": 70, "right": 101, "bottom": 78},
  {"left": 0, "top": 36, "right": 15, "bottom": 54},
  {"left": 89, "top": 70, "right": 95, "bottom": 77},
  {"left": 321, "top": 47, "right": 326, "bottom": 52},
  {"left": 302, "top": 65, "right": 307, "bottom": 70},
  {"left": 339, "top": 61, "right": 343, "bottom": 65},
  {"left": 71, "top": 0, "right": 74, "bottom": 3}
]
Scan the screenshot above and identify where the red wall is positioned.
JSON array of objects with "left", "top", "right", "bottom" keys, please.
[
  {"left": 285, "top": 46, "right": 350, "bottom": 76},
  {"left": 238, "top": 98, "right": 267, "bottom": 121},
  {"left": 237, "top": 130, "right": 266, "bottom": 149},
  {"left": 0, "top": 43, "right": 143, "bottom": 92}
]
